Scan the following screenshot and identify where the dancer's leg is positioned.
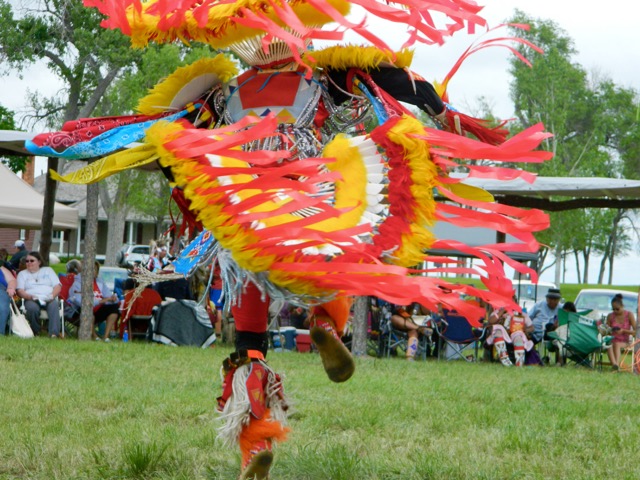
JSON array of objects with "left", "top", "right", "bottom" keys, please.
[
  {"left": 309, "top": 297, "right": 355, "bottom": 382},
  {"left": 218, "top": 282, "right": 289, "bottom": 479},
  {"left": 492, "top": 331, "right": 512, "bottom": 366}
]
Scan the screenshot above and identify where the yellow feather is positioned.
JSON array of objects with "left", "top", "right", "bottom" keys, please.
[
  {"left": 446, "top": 183, "right": 495, "bottom": 203},
  {"left": 433, "top": 80, "right": 447, "bottom": 99},
  {"left": 137, "top": 55, "right": 238, "bottom": 115},
  {"left": 124, "top": 0, "right": 350, "bottom": 49},
  {"left": 311, "top": 134, "right": 367, "bottom": 231},
  {"left": 384, "top": 115, "right": 439, "bottom": 266},
  {"left": 306, "top": 46, "right": 414, "bottom": 71}
]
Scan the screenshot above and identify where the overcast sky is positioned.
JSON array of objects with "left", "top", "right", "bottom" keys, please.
[
  {"left": 2, "top": 0, "right": 638, "bottom": 117},
  {"left": 1, "top": 0, "right": 638, "bottom": 285}
]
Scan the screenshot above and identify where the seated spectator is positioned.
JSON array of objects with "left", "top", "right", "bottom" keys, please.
[
  {"left": 9, "top": 240, "right": 28, "bottom": 272},
  {"left": 0, "top": 252, "right": 17, "bottom": 336},
  {"left": 209, "top": 264, "right": 224, "bottom": 336},
  {"left": 147, "top": 244, "right": 170, "bottom": 272},
  {"left": 59, "top": 260, "right": 82, "bottom": 321},
  {"left": 70, "top": 261, "right": 120, "bottom": 342},
  {"left": 390, "top": 302, "right": 433, "bottom": 361},
  {"left": 606, "top": 293, "right": 637, "bottom": 371},
  {"left": 113, "top": 277, "right": 126, "bottom": 302},
  {"left": 289, "top": 305, "right": 309, "bottom": 330},
  {"left": 119, "top": 278, "right": 163, "bottom": 338},
  {"left": 65, "top": 259, "right": 82, "bottom": 275},
  {"left": 486, "top": 304, "right": 534, "bottom": 367},
  {"left": 544, "top": 301, "right": 577, "bottom": 366},
  {"left": 17, "top": 256, "right": 28, "bottom": 273},
  {"left": 16, "top": 252, "right": 62, "bottom": 337},
  {"left": 0, "top": 248, "right": 14, "bottom": 273},
  {"left": 528, "top": 288, "right": 562, "bottom": 344}
]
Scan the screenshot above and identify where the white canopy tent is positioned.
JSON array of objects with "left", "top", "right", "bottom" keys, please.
[
  {"left": 463, "top": 175, "right": 640, "bottom": 198},
  {"left": 0, "top": 130, "right": 36, "bottom": 157},
  {"left": 0, "top": 162, "right": 78, "bottom": 229},
  {"left": 460, "top": 176, "right": 640, "bottom": 211}
]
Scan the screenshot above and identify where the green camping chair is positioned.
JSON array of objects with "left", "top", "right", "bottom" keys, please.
[{"left": 547, "top": 310, "right": 610, "bottom": 369}]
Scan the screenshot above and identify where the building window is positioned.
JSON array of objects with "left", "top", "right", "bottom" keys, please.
[
  {"left": 19, "top": 229, "right": 26, "bottom": 240},
  {"left": 52, "top": 231, "right": 62, "bottom": 240}
]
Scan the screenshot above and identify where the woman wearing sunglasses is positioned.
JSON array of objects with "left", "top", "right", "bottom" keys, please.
[
  {"left": 16, "top": 252, "right": 62, "bottom": 337},
  {"left": 606, "top": 293, "right": 637, "bottom": 371}
]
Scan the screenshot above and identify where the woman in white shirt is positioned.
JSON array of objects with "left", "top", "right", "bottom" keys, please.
[{"left": 16, "top": 251, "right": 61, "bottom": 337}]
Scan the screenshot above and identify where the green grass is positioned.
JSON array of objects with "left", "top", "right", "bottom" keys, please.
[{"left": 1, "top": 337, "right": 639, "bottom": 479}]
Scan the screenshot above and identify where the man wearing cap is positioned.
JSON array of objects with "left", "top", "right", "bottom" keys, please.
[
  {"left": 528, "top": 288, "right": 562, "bottom": 344},
  {"left": 9, "top": 240, "right": 28, "bottom": 271}
]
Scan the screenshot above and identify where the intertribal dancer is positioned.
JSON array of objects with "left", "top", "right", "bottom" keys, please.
[{"left": 22, "top": 0, "right": 554, "bottom": 476}]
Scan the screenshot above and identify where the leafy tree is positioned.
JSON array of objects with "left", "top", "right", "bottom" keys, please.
[
  {"left": 595, "top": 208, "right": 633, "bottom": 284},
  {"left": 0, "top": 0, "right": 142, "bottom": 339},
  {"left": 0, "top": 104, "right": 29, "bottom": 172},
  {"left": 508, "top": 12, "right": 639, "bottom": 283},
  {"left": 94, "top": 43, "right": 215, "bottom": 265},
  {"left": 596, "top": 80, "right": 640, "bottom": 180},
  {"left": 0, "top": 0, "right": 140, "bottom": 128}
]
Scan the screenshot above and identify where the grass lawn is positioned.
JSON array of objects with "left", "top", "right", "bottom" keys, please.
[{"left": 1, "top": 337, "right": 639, "bottom": 479}]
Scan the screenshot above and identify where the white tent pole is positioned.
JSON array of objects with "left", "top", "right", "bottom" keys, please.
[{"left": 76, "top": 222, "right": 82, "bottom": 256}]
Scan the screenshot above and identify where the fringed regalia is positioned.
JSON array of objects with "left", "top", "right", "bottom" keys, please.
[{"left": 25, "top": 0, "right": 553, "bottom": 476}]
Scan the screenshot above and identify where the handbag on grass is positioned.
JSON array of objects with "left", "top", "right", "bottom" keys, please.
[{"left": 10, "top": 299, "right": 34, "bottom": 338}]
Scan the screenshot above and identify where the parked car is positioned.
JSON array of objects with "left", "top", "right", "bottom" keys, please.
[
  {"left": 117, "top": 244, "right": 150, "bottom": 267},
  {"left": 574, "top": 288, "right": 639, "bottom": 321},
  {"left": 99, "top": 266, "right": 130, "bottom": 291},
  {"left": 512, "top": 280, "right": 559, "bottom": 313}
]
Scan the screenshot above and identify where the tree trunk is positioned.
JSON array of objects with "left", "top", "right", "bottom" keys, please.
[
  {"left": 78, "top": 182, "right": 100, "bottom": 341},
  {"left": 39, "top": 157, "right": 59, "bottom": 265},
  {"left": 573, "top": 251, "right": 581, "bottom": 285},
  {"left": 538, "top": 246, "right": 549, "bottom": 271},
  {"left": 553, "top": 245, "right": 562, "bottom": 287},
  {"left": 597, "top": 256, "right": 607, "bottom": 284},
  {"left": 351, "top": 296, "right": 369, "bottom": 357},
  {"left": 105, "top": 208, "right": 127, "bottom": 266},
  {"left": 606, "top": 209, "right": 626, "bottom": 285},
  {"left": 597, "top": 240, "right": 612, "bottom": 284},
  {"left": 582, "top": 248, "right": 590, "bottom": 284},
  {"left": 101, "top": 177, "right": 128, "bottom": 266},
  {"left": 608, "top": 231, "right": 618, "bottom": 285},
  {"left": 597, "top": 209, "right": 624, "bottom": 284}
]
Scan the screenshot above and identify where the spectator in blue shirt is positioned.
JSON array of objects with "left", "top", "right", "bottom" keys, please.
[{"left": 528, "top": 288, "right": 562, "bottom": 343}]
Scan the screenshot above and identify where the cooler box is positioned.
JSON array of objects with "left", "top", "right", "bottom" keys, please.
[
  {"left": 296, "top": 329, "right": 312, "bottom": 353},
  {"left": 269, "top": 330, "right": 283, "bottom": 351},
  {"left": 280, "top": 327, "right": 297, "bottom": 350},
  {"left": 270, "top": 327, "right": 297, "bottom": 351}
]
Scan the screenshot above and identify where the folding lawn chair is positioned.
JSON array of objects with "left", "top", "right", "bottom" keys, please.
[
  {"left": 376, "top": 301, "right": 432, "bottom": 360},
  {"left": 120, "top": 288, "right": 163, "bottom": 340},
  {"left": 547, "top": 310, "right": 609, "bottom": 369},
  {"left": 58, "top": 273, "right": 80, "bottom": 337},
  {"left": 20, "top": 297, "right": 66, "bottom": 337},
  {"left": 435, "top": 310, "right": 485, "bottom": 362}
]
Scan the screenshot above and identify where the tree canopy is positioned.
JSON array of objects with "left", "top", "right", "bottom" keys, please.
[
  {"left": 508, "top": 11, "right": 640, "bottom": 284},
  {"left": 0, "top": 104, "right": 28, "bottom": 172},
  {"left": 0, "top": 0, "right": 140, "bottom": 126}
]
